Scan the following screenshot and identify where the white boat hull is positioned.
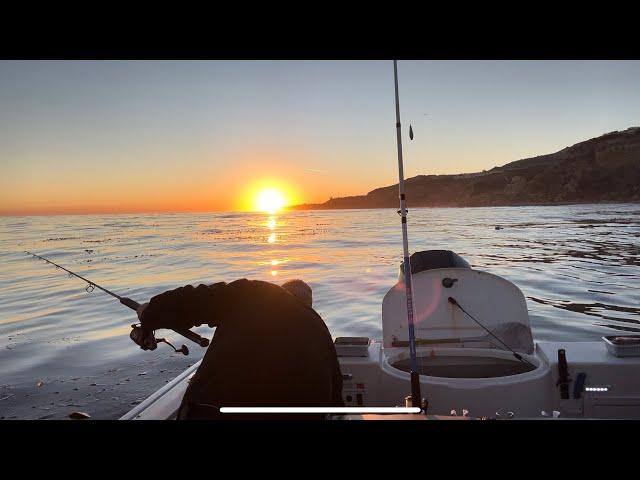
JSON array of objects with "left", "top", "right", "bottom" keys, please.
[
  {"left": 121, "top": 261, "right": 640, "bottom": 420},
  {"left": 121, "top": 338, "right": 640, "bottom": 420}
]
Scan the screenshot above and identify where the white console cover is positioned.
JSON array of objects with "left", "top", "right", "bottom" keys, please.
[{"left": 382, "top": 268, "right": 533, "bottom": 354}]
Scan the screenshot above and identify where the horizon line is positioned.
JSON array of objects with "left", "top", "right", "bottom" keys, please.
[{"left": 0, "top": 206, "right": 314, "bottom": 217}]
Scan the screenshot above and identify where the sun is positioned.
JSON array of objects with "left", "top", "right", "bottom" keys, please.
[{"left": 255, "top": 188, "right": 287, "bottom": 214}]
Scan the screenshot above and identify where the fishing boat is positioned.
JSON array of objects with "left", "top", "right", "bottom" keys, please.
[{"left": 120, "top": 249, "right": 640, "bottom": 420}]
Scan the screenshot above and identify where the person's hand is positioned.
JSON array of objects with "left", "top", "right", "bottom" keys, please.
[
  {"left": 128, "top": 301, "right": 155, "bottom": 350},
  {"left": 130, "top": 324, "right": 157, "bottom": 351},
  {"left": 137, "top": 302, "right": 150, "bottom": 322}
]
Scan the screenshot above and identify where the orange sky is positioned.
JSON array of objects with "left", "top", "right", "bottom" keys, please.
[
  {"left": 0, "top": 148, "right": 384, "bottom": 215},
  {"left": 2, "top": 60, "right": 639, "bottom": 215}
]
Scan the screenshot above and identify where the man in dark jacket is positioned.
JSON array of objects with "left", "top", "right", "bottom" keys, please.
[{"left": 131, "top": 278, "right": 343, "bottom": 419}]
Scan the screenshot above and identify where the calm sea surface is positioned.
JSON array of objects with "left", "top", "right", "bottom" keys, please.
[{"left": 1, "top": 204, "right": 639, "bottom": 419}]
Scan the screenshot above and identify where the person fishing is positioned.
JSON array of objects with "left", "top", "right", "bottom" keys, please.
[{"left": 131, "top": 278, "right": 344, "bottom": 419}]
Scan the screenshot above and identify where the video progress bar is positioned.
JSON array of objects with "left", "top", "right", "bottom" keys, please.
[{"left": 219, "top": 407, "right": 421, "bottom": 414}]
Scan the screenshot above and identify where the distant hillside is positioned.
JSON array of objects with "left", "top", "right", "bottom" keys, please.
[{"left": 292, "top": 127, "right": 640, "bottom": 210}]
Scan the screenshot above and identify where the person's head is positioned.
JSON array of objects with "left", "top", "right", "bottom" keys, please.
[{"left": 281, "top": 279, "right": 312, "bottom": 308}]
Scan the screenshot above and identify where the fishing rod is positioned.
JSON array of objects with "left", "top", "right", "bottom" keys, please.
[
  {"left": 392, "top": 60, "right": 423, "bottom": 410},
  {"left": 24, "top": 251, "right": 209, "bottom": 354}
]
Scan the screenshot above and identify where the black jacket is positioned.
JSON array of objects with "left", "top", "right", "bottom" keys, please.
[{"left": 141, "top": 279, "right": 344, "bottom": 417}]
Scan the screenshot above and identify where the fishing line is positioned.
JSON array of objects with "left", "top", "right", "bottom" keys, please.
[
  {"left": 448, "top": 297, "right": 536, "bottom": 368},
  {"left": 25, "top": 250, "right": 123, "bottom": 301}
]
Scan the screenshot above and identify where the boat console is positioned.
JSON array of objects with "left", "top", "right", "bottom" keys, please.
[{"left": 329, "top": 254, "right": 550, "bottom": 416}]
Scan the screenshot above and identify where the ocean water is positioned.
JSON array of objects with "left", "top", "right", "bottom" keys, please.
[{"left": 1, "top": 204, "right": 639, "bottom": 419}]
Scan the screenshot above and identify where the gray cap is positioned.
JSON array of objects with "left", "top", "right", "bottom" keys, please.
[{"left": 281, "top": 279, "right": 312, "bottom": 307}]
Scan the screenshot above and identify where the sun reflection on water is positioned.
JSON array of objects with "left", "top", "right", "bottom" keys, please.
[{"left": 263, "top": 214, "right": 282, "bottom": 276}]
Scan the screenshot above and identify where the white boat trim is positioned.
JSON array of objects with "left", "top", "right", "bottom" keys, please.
[{"left": 120, "top": 361, "right": 201, "bottom": 420}]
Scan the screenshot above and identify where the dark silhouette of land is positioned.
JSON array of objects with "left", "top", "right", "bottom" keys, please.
[{"left": 292, "top": 127, "right": 640, "bottom": 210}]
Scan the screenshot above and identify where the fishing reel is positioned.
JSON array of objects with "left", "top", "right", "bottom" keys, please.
[{"left": 130, "top": 324, "right": 189, "bottom": 356}]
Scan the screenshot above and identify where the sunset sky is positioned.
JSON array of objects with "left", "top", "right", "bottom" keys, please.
[{"left": 1, "top": 60, "right": 639, "bottom": 215}]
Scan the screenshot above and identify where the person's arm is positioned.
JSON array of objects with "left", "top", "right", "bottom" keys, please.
[{"left": 138, "top": 282, "right": 228, "bottom": 332}]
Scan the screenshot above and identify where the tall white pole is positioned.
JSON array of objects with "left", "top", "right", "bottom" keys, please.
[{"left": 393, "top": 60, "right": 422, "bottom": 408}]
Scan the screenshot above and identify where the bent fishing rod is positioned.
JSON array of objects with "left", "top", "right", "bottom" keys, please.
[
  {"left": 393, "top": 60, "right": 423, "bottom": 410},
  {"left": 24, "top": 251, "right": 209, "bottom": 354}
]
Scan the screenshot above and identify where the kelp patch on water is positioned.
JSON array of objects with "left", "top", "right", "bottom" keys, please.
[{"left": 529, "top": 296, "right": 640, "bottom": 331}]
